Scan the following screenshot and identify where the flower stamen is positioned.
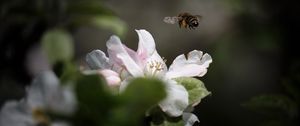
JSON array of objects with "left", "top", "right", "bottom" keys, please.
[
  {"left": 147, "top": 60, "right": 164, "bottom": 76},
  {"left": 32, "top": 108, "right": 50, "bottom": 126},
  {"left": 118, "top": 65, "right": 126, "bottom": 80}
]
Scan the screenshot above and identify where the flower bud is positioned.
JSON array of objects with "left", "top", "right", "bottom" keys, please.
[{"left": 97, "top": 69, "right": 121, "bottom": 87}]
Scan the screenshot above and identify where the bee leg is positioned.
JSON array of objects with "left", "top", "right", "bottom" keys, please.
[{"left": 191, "top": 26, "right": 196, "bottom": 30}]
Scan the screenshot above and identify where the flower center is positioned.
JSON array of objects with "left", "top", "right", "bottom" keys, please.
[
  {"left": 32, "top": 108, "right": 50, "bottom": 126},
  {"left": 146, "top": 60, "right": 165, "bottom": 76}
]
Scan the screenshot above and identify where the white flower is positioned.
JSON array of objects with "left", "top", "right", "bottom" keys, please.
[
  {"left": 0, "top": 101, "right": 34, "bottom": 126},
  {"left": 86, "top": 29, "right": 212, "bottom": 117},
  {"left": 0, "top": 71, "right": 76, "bottom": 126},
  {"left": 183, "top": 112, "right": 200, "bottom": 126}
]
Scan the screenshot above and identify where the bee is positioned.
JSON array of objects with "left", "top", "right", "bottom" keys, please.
[{"left": 163, "top": 12, "right": 202, "bottom": 30}]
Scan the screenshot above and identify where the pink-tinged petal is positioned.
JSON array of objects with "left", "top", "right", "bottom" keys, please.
[
  {"left": 107, "top": 45, "right": 141, "bottom": 76},
  {"left": 98, "top": 69, "right": 119, "bottom": 77},
  {"left": 106, "top": 35, "right": 143, "bottom": 77},
  {"left": 97, "top": 69, "right": 121, "bottom": 87},
  {"left": 136, "top": 29, "right": 156, "bottom": 63},
  {"left": 123, "top": 45, "right": 143, "bottom": 68},
  {"left": 106, "top": 76, "right": 121, "bottom": 87},
  {"left": 159, "top": 80, "right": 189, "bottom": 117},
  {"left": 86, "top": 50, "right": 110, "bottom": 69},
  {"left": 166, "top": 50, "right": 212, "bottom": 79}
]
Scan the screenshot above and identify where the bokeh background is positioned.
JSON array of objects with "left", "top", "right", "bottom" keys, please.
[{"left": 1, "top": 0, "right": 299, "bottom": 126}]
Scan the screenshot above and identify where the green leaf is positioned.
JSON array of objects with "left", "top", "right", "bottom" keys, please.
[
  {"left": 122, "top": 78, "right": 166, "bottom": 111},
  {"left": 76, "top": 74, "right": 115, "bottom": 110},
  {"left": 174, "top": 77, "right": 211, "bottom": 106},
  {"left": 148, "top": 106, "right": 165, "bottom": 125},
  {"left": 67, "top": 1, "right": 127, "bottom": 36},
  {"left": 59, "top": 62, "right": 80, "bottom": 83},
  {"left": 41, "top": 29, "right": 74, "bottom": 65},
  {"left": 282, "top": 80, "right": 300, "bottom": 103},
  {"left": 74, "top": 74, "right": 117, "bottom": 126},
  {"left": 91, "top": 15, "right": 127, "bottom": 37},
  {"left": 111, "top": 78, "right": 166, "bottom": 126},
  {"left": 67, "top": 1, "right": 127, "bottom": 37},
  {"left": 242, "top": 94, "right": 298, "bottom": 118},
  {"left": 259, "top": 120, "right": 286, "bottom": 126}
]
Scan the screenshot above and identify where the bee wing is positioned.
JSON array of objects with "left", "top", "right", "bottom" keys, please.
[
  {"left": 163, "top": 16, "right": 181, "bottom": 24},
  {"left": 195, "top": 15, "right": 202, "bottom": 21}
]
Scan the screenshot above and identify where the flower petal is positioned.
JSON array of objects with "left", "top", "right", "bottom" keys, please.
[
  {"left": 0, "top": 101, "right": 34, "bottom": 126},
  {"left": 118, "top": 78, "right": 132, "bottom": 92},
  {"left": 26, "top": 71, "right": 77, "bottom": 115},
  {"left": 106, "top": 35, "right": 143, "bottom": 77},
  {"left": 182, "top": 112, "right": 200, "bottom": 126},
  {"left": 136, "top": 29, "right": 156, "bottom": 63},
  {"left": 97, "top": 69, "right": 121, "bottom": 87},
  {"left": 123, "top": 44, "right": 143, "bottom": 68},
  {"left": 26, "top": 71, "right": 59, "bottom": 109},
  {"left": 159, "top": 80, "right": 189, "bottom": 117},
  {"left": 51, "top": 121, "right": 71, "bottom": 126},
  {"left": 86, "top": 50, "right": 110, "bottom": 69},
  {"left": 47, "top": 85, "right": 77, "bottom": 115},
  {"left": 166, "top": 50, "right": 212, "bottom": 79}
]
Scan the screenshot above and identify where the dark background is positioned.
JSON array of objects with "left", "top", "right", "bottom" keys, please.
[{"left": 1, "top": 0, "right": 299, "bottom": 126}]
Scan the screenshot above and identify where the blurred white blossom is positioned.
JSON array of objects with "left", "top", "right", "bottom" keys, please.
[{"left": 0, "top": 71, "right": 76, "bottom": 126}]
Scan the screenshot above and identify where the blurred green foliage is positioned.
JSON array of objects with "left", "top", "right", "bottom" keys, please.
[
  {"left": 242, "top": 57, "right": 300, "bottom": 126},
  {"left": 243, "top": 94, "right": 298, "bottom": 118},
  {"left": 0, "top": 0, "right": 127, "bottom": 35},
  {"left": 0, "top": 0, "right": 127, "bottom": 87},
  {"left": 148, "top": 106, "right": 184, "bottom": 126},
  {"left": 243, "top": 81, "right": 299, "bottom": 126},
  {"left": 111, "top": 78, "right": 166, "bottom": 126},
  {"left": 41, "top": 29, "right": 74, "bottom": 65},
  {"left": 73, "top": 74, "right": 167, "bottom": 126},
  {"left": 91, "top": 15, "right": 127, "bottom": 38}
]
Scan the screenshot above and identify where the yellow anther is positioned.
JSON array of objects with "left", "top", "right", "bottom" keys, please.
[
  {"left": 32, "top": 108, "right": 50, "bottom": 126},
  {"left": 147, "top": 60, "right": 164, "bottom": 72}
]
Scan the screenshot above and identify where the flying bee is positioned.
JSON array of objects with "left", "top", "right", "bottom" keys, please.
[{"left": 164, "top": 12, "right": 202, "bottom": 30}]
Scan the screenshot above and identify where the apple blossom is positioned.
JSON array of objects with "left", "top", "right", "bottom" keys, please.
[
  {"left": 86, "top": 29, "right": 212, "bottom": 125},
  {"left": 0, "top": 71, "right": 76, "bottom": 126}
]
